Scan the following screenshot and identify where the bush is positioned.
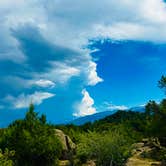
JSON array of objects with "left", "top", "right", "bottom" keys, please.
[
  {"left": 0, "top": 148, "right": 15, "bottom": 166},
  {"left": 76, "top": 129, "right": 132, "bottom": 166}
]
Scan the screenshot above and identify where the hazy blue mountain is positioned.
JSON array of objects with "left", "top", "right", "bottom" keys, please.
[
  {"left": 70, "top": 106, "right": 145, "bottom": 125},
  {"left": 70, "top": 110, "right": 117, "bottom": 125}
]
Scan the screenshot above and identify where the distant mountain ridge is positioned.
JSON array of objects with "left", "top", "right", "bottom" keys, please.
[{"left": 70, "top": 106, "right": 145, "bottom": 125}]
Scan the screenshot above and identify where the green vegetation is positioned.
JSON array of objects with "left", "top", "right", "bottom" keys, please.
[
  {"left": 0, "top": 104, "right": 62, "bottom": 166},
  {"left": 76, "top": 130, "right": 132, "bottom": 166},
  {"left": 0, "top": 76, "right": 165, "bottom": 165},
  {"left": 0, "top": 148, "right": 15, "bottom": 166}
]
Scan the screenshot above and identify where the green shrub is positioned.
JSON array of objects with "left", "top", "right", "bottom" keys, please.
[
  {"left": 76, "top": 129, "right": 132, "bottom": 166},
  {"left": 0, "top": 148, "right": 15, "bottom": 166}
]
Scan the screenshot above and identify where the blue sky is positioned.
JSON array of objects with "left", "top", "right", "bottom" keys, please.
[
  {"left": 88, "top": 40, "right": 165, "bottom": 109},
  {"left": 0, "top": 0, "right": 166, "bottom": 126}
]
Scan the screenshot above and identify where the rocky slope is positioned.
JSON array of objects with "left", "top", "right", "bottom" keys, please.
[{"left": 126, "top": 138, "right": 164, "bottom": 166}]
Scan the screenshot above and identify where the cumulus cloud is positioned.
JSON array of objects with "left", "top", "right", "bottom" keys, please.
[
  {"left": 73, "top": 89, "right": 96, "bottom": 117},
  {"left": 5, "top": 92, "right": 55, "bottom": 109},
  {"left": 86, "top": 61, "right": 103, "bottom": 86}
]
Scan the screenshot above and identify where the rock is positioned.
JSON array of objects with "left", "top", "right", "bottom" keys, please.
[
  {"left": 54, "top": 129, "right": 76, "bottom": 160},
  {"left": 126, "top": 140, "right": 162, "bottom": 166},
  {"left": 133, "top": 143, "right": 145, "bottom": 149},
  {"left": 142, "top": 138, "right": 149, "bottom": 144},
  {"left": 54, "top": 129, "right": 76, "bottom": 151},
  {"left": 147, "top": 138, "right": 162, "bottom": 150}
]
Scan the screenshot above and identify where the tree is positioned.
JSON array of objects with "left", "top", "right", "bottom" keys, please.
[
  {"left": 145, "top": 100, "right": 159, "bottom": 116},
  {"left": 158, "top": 75, "right": 166, "bottom": 93},
  {"left": 39, "top": 114, "right": 46, "bottom": 125},
  {"left": 145, "top": 100, "right": 166, "bottom": 138},
  {"left": 25, "top": 103, "right": 38, "bottom": 122}
]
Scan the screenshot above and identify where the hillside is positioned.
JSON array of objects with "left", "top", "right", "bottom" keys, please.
[
  {"left": 70, "top": 110, "right": 117, "bottom": 125},
  {"left": 70, "top": 106, "right": 145, "bottom": 125}
]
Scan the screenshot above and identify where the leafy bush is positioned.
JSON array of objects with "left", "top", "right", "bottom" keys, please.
[
  {"left": 0, "top": 148, "right": 15, "bottom": 166},
  {"left": 76, "top": 129, "right": 132, "bottom": 166}
]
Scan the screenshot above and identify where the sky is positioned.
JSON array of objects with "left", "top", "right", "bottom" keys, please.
[{"left": 0, "top": 0, "right": 166, "bottom": 127}]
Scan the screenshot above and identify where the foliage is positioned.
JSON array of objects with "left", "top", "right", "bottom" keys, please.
[
  {"left": 145, "top": 100, "right": 166, "bottom": 139},
  {"left": 0, "top": 148, "right": 15, "bottom": 166},
  {"left": 158, "top": 75, "right": 166, "bottom": 93},
  {"left": 0, "top": 104, "right": 62, "bottom": 166},
  {"left": 76, "top": 129, "right": 132, "bottom": 166}
]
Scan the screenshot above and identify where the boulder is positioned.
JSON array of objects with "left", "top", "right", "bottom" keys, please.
[
  {"left": 54, "top": 129, "right": 76, "bottom": 160},
  {"left": 142, "top": 138, "right": 149, "bottom": 144},
  {"left": 55, "top": 129, "right": 76, "bottom": 151},
  {"left": 126, "top": 139, "right": 162, "bottom": 166}
]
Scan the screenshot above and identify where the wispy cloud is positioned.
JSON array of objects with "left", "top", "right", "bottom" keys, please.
[
  {"left": 103, "top": 102, "right": 128, "bottom": 111},
  {"left": 30, "top": 79, "right": 55, "bottom": 88},
  {"left": 5, "top": 92, "right": 55, "bottom": 109}
]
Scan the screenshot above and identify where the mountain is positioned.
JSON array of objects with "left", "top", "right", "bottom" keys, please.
[
  {"left": 70, "top": 106, "right": 145, "bottom": 125},
  {"left": 70, "top": 110, "right": 117, "bottom": 125}
]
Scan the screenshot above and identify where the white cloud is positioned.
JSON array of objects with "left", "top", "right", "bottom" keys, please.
[
  {"left": 2, "top": 77, "right": 55, "bottom": 90},
  {"left": 40, "top": 62, "right": 81, "bottom": 84},
  {"left": 5, "top": 91, "right": 55, "bottom": 109},
  {"left": 104, "top": 102, "right": 128, "bottom": 111},
  {"left": 86, "top": 61, "right": 103, "bottom": 86},
  {"left": 73, "top": 89, "right": 96, "bottom": 117},
  {"left": 41, "top": 0, "right": 166, "bottom": 44},
  {"left": 30, "top": 79, "right": 55, "bottom": 88},
  {"left": 108, "top": 105, "right": 128, "bottom": 110},
  {"left": 1, "top": 0, "right": 166, "bottom": 60}
]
